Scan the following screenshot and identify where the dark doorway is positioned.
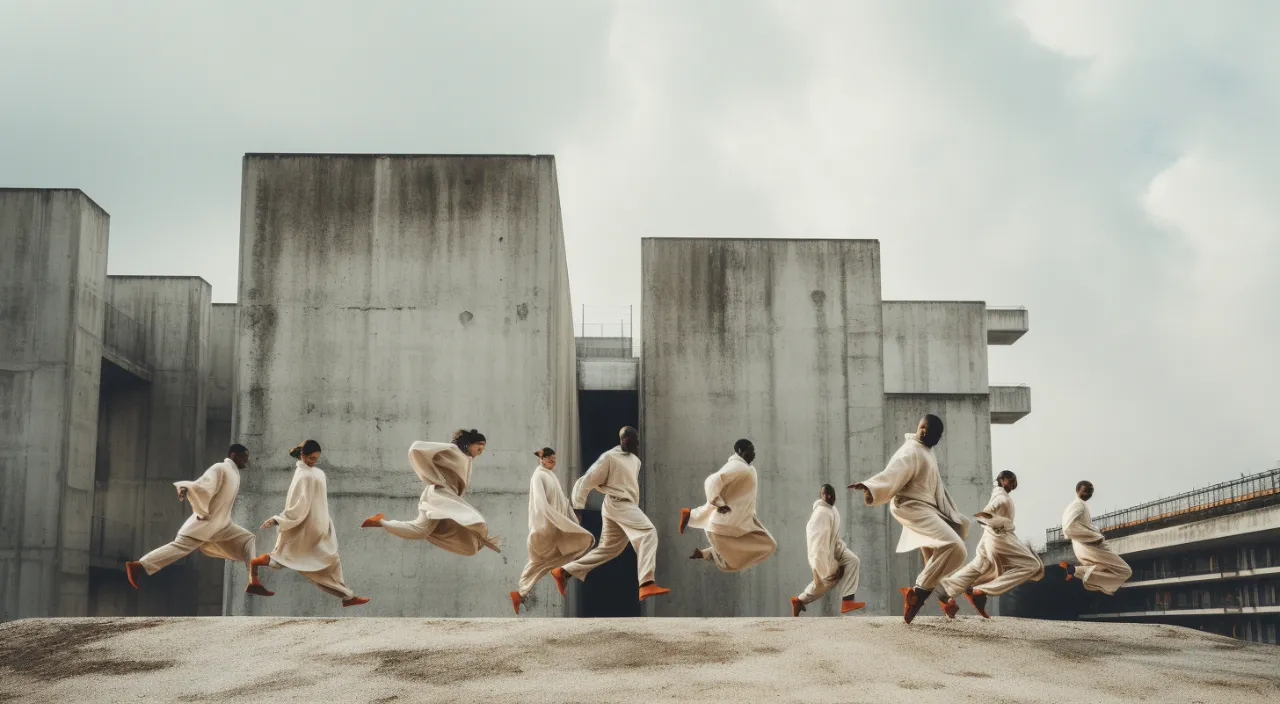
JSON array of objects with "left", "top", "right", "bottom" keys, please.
[{"left": 576, "top": 389, "right": 640, "bottom": 617}]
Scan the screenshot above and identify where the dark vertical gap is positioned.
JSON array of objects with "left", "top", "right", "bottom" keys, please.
[{"left": 575, "top": 389, "right": 640, "bottom": 617}]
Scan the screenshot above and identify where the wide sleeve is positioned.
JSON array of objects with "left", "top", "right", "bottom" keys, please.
[
  {"left": 1062, "top": 502, "right": 1104, "bottom": 543},
  {"left": 704, "top": 469, "right": 728, "bottom": 508},
  {"left": 571, "top": 454, "right": 610, "bottom": 509},
  {"left": 858, "top": 451, "right": 916, "bottom": 506},
  {"left": 806, "top": 511, "right": 840, "bottom": 581},
  {"left": 175, "top": 464, "right": 222, "bottom": 519},
  {"left": 272, "top": 474, "right": 313, "bottom": 531}
]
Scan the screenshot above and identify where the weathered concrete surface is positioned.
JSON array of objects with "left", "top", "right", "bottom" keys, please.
[
  {"left": 989, "top": 383, "right": 1032, "bottom": 423},
  {"left": 882, "top": 301, "right": 989, "bottom": 394},
  {"left": 2, "top": 617, "right": 1276, "bottom": 703},
  {"left": 0, "top": 189, "right": 109, "bottom": 620},
  {"left": 231, "top": 155, "right": 578, "bottom": 618},
  {"left": 203, "top": 304, "right": 236, "bottom": 468},
  {"left": 985, "top": 306, "right": 1029, "bottom": 345},
  {"left": 98, "top": 277, "right": 213, "bottom": 616},
  {"left": 641, "top": 239, "right": 889, "bottom": 616}
]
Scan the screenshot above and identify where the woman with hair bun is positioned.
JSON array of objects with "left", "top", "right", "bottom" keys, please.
[
  {"left": 361, "top": 429, "right": 502, "bottom": 556},
  {"left": 252, "top": 439, "right": 369, "bottom": 607},
  {"left": 509, "top": 447, "right": 594, "bottom": 614}
]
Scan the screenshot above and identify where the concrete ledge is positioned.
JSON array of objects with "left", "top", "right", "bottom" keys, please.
[
  {"left": 1083, "top": 605, "right": 1280, "bottom": 619},
  {"left": 986, "top": 307, "right": 1029, "bottom": 345},
  {"left": 2, "top": 617, "right": 1275, "bottom": 702},
  {"left": 990, "top": 384, "right": 1031, "bottom": 424},
  {"left": 1109, "top": 503, "right": 1280, "bottom": 557},
  {"left": 577, "top": 357, "right": 638, "bottom": 391}
]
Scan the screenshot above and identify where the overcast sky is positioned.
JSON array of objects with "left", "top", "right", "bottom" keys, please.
[{"left": 3, "top": 1, "right": 1277, "bottom": 542}]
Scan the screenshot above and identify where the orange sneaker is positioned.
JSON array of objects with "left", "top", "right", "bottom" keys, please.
[
  {"left": 245, "top": 583, "right": 274, "bottom": 597},
  {"left": 342, "top": 596, "right": 370, "bottom": 608},
  {"left": 790, "top": 596, "right": 806, "bottom": 617},
  {"left": 1059, "top": 561, "right": 1074, "bottom": 580},
  {"left": 841, "top": 598, "right": 866, "bottom": 614},
  {"left": 638, "top": 583, "right": 671, "bottom": 601},
  {"left": 510, "top": 591, "right": 522, "bottom": 615},
  {"left": 965, "top": 590, "right": 991, "bottom": 619},
  {"left": 125, "top": 561, "right": 144, "bottom": 590},
  {"left": 941, "top": 598, "right": 959, "bottom": 619},
  {"left": 250, "top": 553, "right": 272, "bottom": 568},
  {"left": 900, "top": 587, "right": 926, "bottom": 624},
  {"left": 361, "top": 513, "right": 386, "bottom": 528},
  {"left": 678, "top": 508, "right": 691, "bottom": 535},
  {"left": 551, "top": 567, "right": 569, "bottom": 597}
]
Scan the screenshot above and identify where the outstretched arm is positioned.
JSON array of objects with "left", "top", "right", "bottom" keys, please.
[
  {"left": 175, "top": 464, "right": 223, "bottom": 519},
  {"left": 571, "top": 455, "right": 610, "bottom": 510},
  {"left": 850, "top": 452, "right": 916, "bottom": 506}
]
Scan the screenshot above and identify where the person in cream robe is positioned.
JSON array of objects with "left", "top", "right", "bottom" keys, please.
[
  {"left": 678, "top": 439, "right": 777, "bottom": 573},
  {"left": 510, "top": 447, "right": 594, "bottom": 614},
  {"left": 938, "top": 470, "right": 1044, "bottom": 617},
  {"left": 1059, "top": 480, "right": 1132, "bottom": 595},
  {"left": 789, "top": 484, "right": 864, "bottom": 616},
  {"left": 125, "top": 444, "right": 271, "bottom": 597},
  {"left": 551, "top": 426, "right": 672, "bottom": 602},
  {"left": 850, "top": 414, "right": 969, "bottom": 624},
  {"left": 253, "top": 440, "right": 368, "bottom": 607},
  {"left": 362, "top": 429, "right": 501, "bottom": 556}
]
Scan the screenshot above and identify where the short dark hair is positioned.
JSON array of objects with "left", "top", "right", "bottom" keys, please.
[
  {"left": 996, "top": 470, "right": 1017, "bottom": 485},
  {"left": 734, "top": 438, "right": 753, "bottom": 454},
  {"left": 921, "top": 414, "right": 945, "bottom": 446},
  {"left": 535, "top": 447, "right": 555, "bottom": 458},
  {"left": 620, "top": 426, "right": 638, "bottom": 438},
  {"left": 228, "top": 444, "right": 248, "bottom": 456},
  {"left": 453, "top": 429, "right": 486, "bottom": 451},
  {"left": 820, "top": 483, "right": 835, "bottom": 495},
  {"left": 1076, "top": 480, "right": 1093, "bottom": 492},
  {"left": 289, "top": 439, "right": 322, "bottom": 459}
]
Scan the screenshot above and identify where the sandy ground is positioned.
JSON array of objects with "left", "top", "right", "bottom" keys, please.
[{"left": 0, "top": 615, "right": 1277, "bottom": 703}]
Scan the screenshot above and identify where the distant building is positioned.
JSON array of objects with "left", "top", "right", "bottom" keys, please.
[{"left": 1004, "top": 467, "right": 1280, "bottom": 644}]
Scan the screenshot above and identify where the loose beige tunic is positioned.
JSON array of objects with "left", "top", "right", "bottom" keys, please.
[
  {"left": 687, "top": 454, "right": 777, "bottom": 572},
  {"left": 797, "top": 499, "right": 861, "bottom": 604},
  {"left": 138, "top": 459, "right": 256, "bottom": 574},
  {"left": 267, "top": 461, "right": 355, "bottom": 599},
  {"left": 563, "top": 446, "right": 658, "bottom": 585},
  {"left": 939, "top": 486, "right": 1044, "bottom": 598},
  {"left": 379, "top": 441, "right": 502, "bottom": 555},
  {"left": 518, "top": 465, "right": 594, "bottom": 596},
  {"left": 1062, "top": 497, "right": 1132, "bottom": 595},
  {"left": 860, "top": 433, "right": 969, "bottom": 590}
]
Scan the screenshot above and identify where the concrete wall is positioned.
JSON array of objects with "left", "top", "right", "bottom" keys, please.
[
  {"left": 882, "top": 302, "right": 988, "bottom": 394},
  {"left": 1107, "top": 504, "right": 1280, "bottom": 558},
  {"left": 204, "top": 304, "right": 237, "bottom": 467},
  {"left": 0, "top": 189, "right": 109, "bottom": 620},
  {"left": 881, "top": 395, "right": 993, "bottom": 597},
  {"left": 102, "top": 276, "right": 212, "bottom": 616},
  {"left": 641, "top": 238, "right": 888, "bottom": 616},
  {"left": 229, "top": 154, "right": 579, "bottom": 618}
]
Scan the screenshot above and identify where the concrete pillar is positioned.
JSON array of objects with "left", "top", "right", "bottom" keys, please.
[
  {"left": 230, "top": 154, "right": 579, "bottom": 618},
  {"left": 103, "top": 276, "right": 212, "bottom": 616},
  {"left": 640, "top": 238, "right": 888, "bottom": 616},
  {"left": 0, "top": 189, "right": 109, "bottom": 620}
]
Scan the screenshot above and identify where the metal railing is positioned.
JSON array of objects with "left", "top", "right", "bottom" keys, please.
[
  {"left": 1045, "top": 467, "right": 1280, "bottom": 545},
  {"left": 90, "top": 514, "right": 136, "bottom": 563},
  {"left": 102, "top": 300, "right": 150, "bottom": 368},
  {"left": 577, "top": 304, "right": 633, "bottom": 338}
]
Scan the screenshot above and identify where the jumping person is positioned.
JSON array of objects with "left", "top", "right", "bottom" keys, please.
[
  {"left": 849, "top": 414, "right": 969, "bottom": 624},
  {"left": 253, "top": 440, "right": 369, "bottom": 608},
  {"left": 678, "top": 439, "right": 777, "bottom": 573},
  {"left": 937, "top": 470, "right": 1043, "bottom": 617},
  {"left": 361, "top": 429, "right": 502, "bottom": 555},
  {"left": 510, "top": 447, "right": 594, "bottom": 614},
  {"left": 551, "top": 426, "right": 672, "bottom": 602},
  {"left": 125, "top": 444, "right": 271, "bottom": 597},
  {"left": 789, "top": 484, "right": 863, "bottom": 616},
  {"left": 1059, "top": 481, "right": 1132, "bottom": 594}
]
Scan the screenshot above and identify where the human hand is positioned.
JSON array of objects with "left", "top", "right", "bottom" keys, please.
[
  {"left": 261, "top": 518, "right": 278, "bottom": 529},
  {"left": 716, "top": 505, "right": 732, "bottom": 514},
  {"left": 177, "top": 487, "right": 188, "bottom": 501},
  {"left": 974, "top": 512, "right": 992, "bottom": 520}
]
